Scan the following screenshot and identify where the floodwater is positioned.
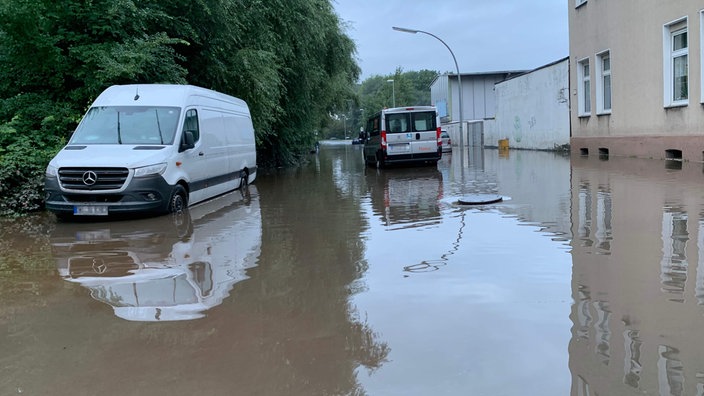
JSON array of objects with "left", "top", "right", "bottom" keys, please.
[{"left": 2, "top": 144, "right": 704, "bottom": 395}]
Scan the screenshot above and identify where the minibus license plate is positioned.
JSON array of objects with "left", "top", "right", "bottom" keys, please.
[
  {"left": 74, "top": 205, "right": 108, "bottom": 216},
  {"left": 389, "top": 143, "right": 410, "bottom": 153}
]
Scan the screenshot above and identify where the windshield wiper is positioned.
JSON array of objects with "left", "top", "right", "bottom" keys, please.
[
  {"left": 154, "top": 109, "right": 164, "bottom": 144},
  {"left": 117, "top": 112, "right": 122, "bottom": 144}
]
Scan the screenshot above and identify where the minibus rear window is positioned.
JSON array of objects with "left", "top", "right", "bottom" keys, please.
[
  {"left": 411, "top": 111, "right": 436, "bottom": 132},
  {"left": 385, "top": 111, "right": 437, "bottom": 134},
  {"left": 386, "top": 113, "right": 410, "bottom": 133},
  {"left": 70, "top": 106, "right": 181, "bottom": 145}
]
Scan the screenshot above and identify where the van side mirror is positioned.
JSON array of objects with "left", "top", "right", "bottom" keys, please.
[{"left": 180, "top": 130, "right": 195, "bottom": 152}]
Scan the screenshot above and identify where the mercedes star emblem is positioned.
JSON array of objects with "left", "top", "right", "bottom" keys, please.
[{"left": 82, "top": 171, "right": 98, "bottom": 186}]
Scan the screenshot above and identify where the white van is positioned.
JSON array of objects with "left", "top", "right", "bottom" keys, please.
[
  {"left": 44, "top": 84, "right": 257, "bottom": 218},
  {"left": 362, "top": 106, "right": 442, "bottom": 168}
]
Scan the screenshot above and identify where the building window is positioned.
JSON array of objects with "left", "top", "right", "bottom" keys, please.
[
  {"left": 575, "top": 0, "right": 587, "bottom": 7},
  {"left": 577, "top": 58, "right": 591, "bottom": 116},
  {"left": 663, "top": 18, "right": 688, "bottom": 107},
  {"left": 596, "top": 51, "right": 611, "bottom": 114}
]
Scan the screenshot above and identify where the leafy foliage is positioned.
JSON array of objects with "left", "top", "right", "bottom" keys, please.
[
  {"left": 324, "top": 68, "right": 440, "bottom": 139},
  {"left": 0, "top": 94, "right": 72, "bottom": 216}
]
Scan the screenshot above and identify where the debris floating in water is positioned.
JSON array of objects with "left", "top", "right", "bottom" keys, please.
[{"left": 457, "top": 194, "right": 503, "bottom": 205}]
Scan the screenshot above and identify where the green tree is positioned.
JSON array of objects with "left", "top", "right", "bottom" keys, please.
[{"left": 352, "top": 68, "right": 438, "bottom": 135}]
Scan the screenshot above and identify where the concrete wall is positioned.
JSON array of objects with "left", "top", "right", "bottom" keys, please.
[
  {"left": 487, "top": 58, "right": 570, "bottom": 150},
  {"left": 443, "top": 120, "right": 484, "bottom": 148}
]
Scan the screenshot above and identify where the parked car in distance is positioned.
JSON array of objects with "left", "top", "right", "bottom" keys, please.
[{"left": 441, "top": 130, "right": 452, "bottom": 153}]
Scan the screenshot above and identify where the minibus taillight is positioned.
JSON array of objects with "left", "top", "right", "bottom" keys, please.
[
  {"left": 436, "top": 127, "right": 442, "bottom": 147},
  {"left": 381, "top": 130, "right": 387, "bottom": 150}
]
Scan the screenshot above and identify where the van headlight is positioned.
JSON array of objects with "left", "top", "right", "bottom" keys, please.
[
  {"left": 134, "top": 163, "right": 167, "bottom": 178},
  {"left": 45, "top": 164, "right": 58, "bottom": 178}
]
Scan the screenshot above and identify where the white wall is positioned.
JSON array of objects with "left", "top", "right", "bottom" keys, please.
[{"left": 486, "top": 58, "right": 570, "bottom": 150}]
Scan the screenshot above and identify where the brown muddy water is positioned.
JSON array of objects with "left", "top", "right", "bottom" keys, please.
[{"left": 1, "top": 143, "right": 703, "bottom": 395}]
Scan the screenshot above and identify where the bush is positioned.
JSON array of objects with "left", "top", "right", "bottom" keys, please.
[{"left": 0, "top": 95, "right": 74, "bottom": 216}]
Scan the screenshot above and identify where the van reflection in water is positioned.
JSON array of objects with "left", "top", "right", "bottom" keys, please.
[
  {"left": 365, "top": 165, "right": 443, "bottom": 230},
  {"left": 51, "top": 186, "right": 261, "bottom": 321}
]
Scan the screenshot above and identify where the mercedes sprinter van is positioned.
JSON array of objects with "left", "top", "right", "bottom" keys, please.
[{"left": 44, "top": 84, "right": 257, "bottom": 219}]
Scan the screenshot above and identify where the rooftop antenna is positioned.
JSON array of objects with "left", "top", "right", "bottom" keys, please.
[{"left": 134, "top": 86, "right": 140, "bottom": 101}]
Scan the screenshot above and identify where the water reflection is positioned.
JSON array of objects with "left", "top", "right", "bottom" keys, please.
[
  {"left": 659, "top": 345, "right": 685, "bottom": 396},
  {"left": 356, "top": 149, "right": 573, "bottom": 395},
  {"left": 50, "top": 186, "right": 262, "bottom": 321},
  {"left": 623, "top": 328, "right": 642, "bottom": 388},
  {"left": 661, "top": 208, "right": 689, "bottom": 303},
  {"left": 575, "top": 182, "right": 614, "bottom": 254},
  {"left": 365, "top": 165, "right": 443, "bottom": 230},
  {"left": 569, "top": 155, "right": 704, "bottom": 395}
]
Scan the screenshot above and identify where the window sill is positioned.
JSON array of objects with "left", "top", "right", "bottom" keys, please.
[
  {"left": 665, "top": 102, "right": 688, "bottom": 109},
  {"left": 596, "top": 110, "right": 612, "bottom": 116}
]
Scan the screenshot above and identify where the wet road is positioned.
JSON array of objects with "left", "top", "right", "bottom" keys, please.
[{"left": 2, "top": 143, "right": 703, "bottom": 395}]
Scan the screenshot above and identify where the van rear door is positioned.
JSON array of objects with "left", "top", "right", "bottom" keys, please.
[
  {"left": 384, "top": 110, "right": 437, "bottom": 156},
  {"left": 408, "top": 110, "right": 438, "bottom": 156}
]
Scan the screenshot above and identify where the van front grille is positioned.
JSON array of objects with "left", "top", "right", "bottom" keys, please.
[{"left": 58, "top": 167, "right": 129, "bottom": 191}]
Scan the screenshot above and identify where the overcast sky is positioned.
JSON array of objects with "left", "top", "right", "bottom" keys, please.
[{"left": 333, "top": 0, "right": 569, "bottom": 81}]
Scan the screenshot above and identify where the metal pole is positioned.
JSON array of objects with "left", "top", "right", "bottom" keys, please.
[
  {"left": 387, "top": 79, "right": 396, "bottom": 107},
  {"left": 392, "top": 26, "right": 464, "bottom": 150}
]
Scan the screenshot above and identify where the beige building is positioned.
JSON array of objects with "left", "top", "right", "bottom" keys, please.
[{"left": 570, "top": 1, "right": 704, "bottom": 162}]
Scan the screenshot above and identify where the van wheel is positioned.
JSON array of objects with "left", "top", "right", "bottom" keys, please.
[
  {"left": 375, "top": 154, "right": 384, "bottom": 169},
  {"left": 239, "top": 171, "right": 251, "bottom": 201},
  {"left": 168, "top": 185, "right": 187, "bottom": 214},
  {"left": 239, "top": 171, "right": 248, "bottom": 189}
]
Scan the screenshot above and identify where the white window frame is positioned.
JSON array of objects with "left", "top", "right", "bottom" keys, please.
[
  {"left": 577, "top": 58, "right": 591, "bottom": 116},
  {"left": 663, "top": 17, "right": 688, "bottom": 107},
  {"left": 700, "top": 11, "right": 704, "bottom": 103},
  {"left": 596, "top": 50, "right": 612, "bottom": 115}
]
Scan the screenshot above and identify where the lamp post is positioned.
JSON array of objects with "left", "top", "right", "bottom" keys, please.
[
  {"left": 386, "top": 79, "right": 396, "bottom": 107},
  {"left": 392, "top": 26, "right": 464, "bottom": 150},
  {"left": 342, "top": 115, "right": 348, "bottom": 139},
  {"left": 359, "top": 108, "right": 365, "bottom": 138}
]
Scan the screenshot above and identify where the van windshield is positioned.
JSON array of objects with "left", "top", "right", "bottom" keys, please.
[{"left": 69, "top": 106, "right": 181, "bottom": 145}]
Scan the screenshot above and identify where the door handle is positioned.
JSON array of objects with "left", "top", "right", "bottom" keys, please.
[
  {"left": 199, "top": 152, "right": 204, "bottom": 156},
  {"left": 416, "top": 133, "right": 420, "bottom": 140}
]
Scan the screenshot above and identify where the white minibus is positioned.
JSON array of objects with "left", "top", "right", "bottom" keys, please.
[
  {"left": 44, "top": 84, "right": 257, "bottom": 219},
  {"left": 362, "top": 106, "right": 442, "bottom": 168}
]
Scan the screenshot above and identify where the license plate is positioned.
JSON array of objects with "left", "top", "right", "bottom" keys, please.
[
  {"left": 389, "top": 143, "right": 410, "bottom": 153},
  {"left": 73, "top": 205, "right": 108, "bottom": 216}
]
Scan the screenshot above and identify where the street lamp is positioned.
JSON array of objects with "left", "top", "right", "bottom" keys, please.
[
  {"left": 392, "top": 26, "right": 464, "bottom": 150},
  {"left": 387, "top": 79, "right": 396, "bottom": 107}
]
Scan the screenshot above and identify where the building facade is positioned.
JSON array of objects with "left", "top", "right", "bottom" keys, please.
[
  {"left": 430, "top": 72, "right": 522, "bottom": 123},
  {"left": 570, "top": 1, "right": 704, "bottom": 162},
  {"left": 485, "top": 57, "right": 570, "bottom": 150},
  {"left": 430, "top": 71, "right": 524, "bottom": 147}
]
